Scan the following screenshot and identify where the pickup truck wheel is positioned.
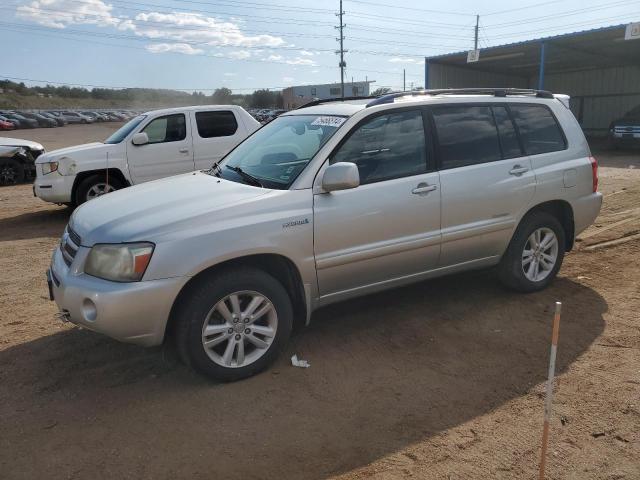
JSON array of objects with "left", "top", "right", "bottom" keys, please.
[
  {"left": 176, "top": 267, "right": 293, "bottom": 382},
  {"left": 0, "top": 159, "right": 25, "bottom": 185},
  {"left": 76, "top": 174, "right": 123, "bottom": 205},
  {"left": 498, "top": 212, "right": 565, "bottom": 293}
]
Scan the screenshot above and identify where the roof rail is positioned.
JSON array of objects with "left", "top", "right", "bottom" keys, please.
[
  {"left": 295, "top": 95, "right": 379, "bottom": 109},
  {"left": 366, "top": 88, "right": 554, "bottom": 107}
]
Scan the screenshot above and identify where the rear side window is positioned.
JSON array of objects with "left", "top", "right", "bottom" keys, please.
[
  {"left": 331, "top": 110, "right": 427, "bottom": 185},
  {"left": 493, "top": 106, "right": 522, "bottom": 159},
  {"left": 510, "top": 105, "right": 566, "bottom": 155},
  {"left": 432, "top": 106, "right": 501, "bottom": 169},
  {"left": 196, "top": 111, "right": 238, "bottom": 138}
]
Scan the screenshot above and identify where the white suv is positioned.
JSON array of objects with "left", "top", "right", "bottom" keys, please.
[{"left": 48, "top": 89, "right": 602, "bottom": 381}]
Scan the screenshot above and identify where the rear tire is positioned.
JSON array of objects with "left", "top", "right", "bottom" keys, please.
[
  {"left": 75, "top": 174, "right": 123, "bottom": 205},
  {"left": 175, "top": 267, "right": 293, "bottom": 382},
  {"left": 498, "top": 212, "right": 566, "bottom": 293}
]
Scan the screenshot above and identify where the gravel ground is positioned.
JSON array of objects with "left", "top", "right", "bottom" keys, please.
[{"left": 0, "top": 125, "right": 638, "bottom": 479}]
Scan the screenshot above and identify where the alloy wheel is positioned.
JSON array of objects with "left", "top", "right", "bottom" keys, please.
[
  {"left": 201, "top": 290, "right": 278, "bottom": 368},
  {"left": 522, "top": 227, "right": 559, "bottom": 282},
  {"left": 86, "top": 182, "right": 115, "bottom": 200}
]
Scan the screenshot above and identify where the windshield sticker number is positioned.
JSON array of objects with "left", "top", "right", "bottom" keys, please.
[{"left": 311, "top": 116, "right": 346, "bottom": 128}]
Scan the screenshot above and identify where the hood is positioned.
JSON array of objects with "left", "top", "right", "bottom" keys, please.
[
  {"left": 0, "top": 146, "right": 23, "bottom": 157},
  {"left": 36, "top": 142, "right": 114, "bottom": 164},
  {"left": 71, "top": 172, "right": 271, "bottom": 246},
  {"left": 0, "top": 137, "right": 44, "bottom": 151}
]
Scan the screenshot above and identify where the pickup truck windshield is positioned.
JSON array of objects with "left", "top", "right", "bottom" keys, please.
[
  {"left": 104, "top": 115, "right": 147, "bottom": 144},
  {"left": 218, "top": 114, "right": 346, "bottom": 189}
]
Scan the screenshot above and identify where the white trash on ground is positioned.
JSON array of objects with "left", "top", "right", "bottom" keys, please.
[{"left": 291, "top": 354, "right": 310, "bottom": 368}]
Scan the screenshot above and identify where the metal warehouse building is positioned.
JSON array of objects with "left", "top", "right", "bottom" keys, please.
[{"left": 424, "top": 24, "right": 640, "bottom": 137}]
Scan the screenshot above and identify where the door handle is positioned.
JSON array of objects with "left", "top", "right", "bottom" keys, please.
[
  {"left": 179, "top": 148, "right": 189, "bottom": 154},
  {"left": 412, "top": 183, "right": 437, "bottom": 195},
  {"left": 509, "top": 165, "right": 529, "bottom": 176}
]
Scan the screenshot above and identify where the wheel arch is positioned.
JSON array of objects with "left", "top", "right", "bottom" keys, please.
[
  {"left": 71, "top": 168, "right": 130, "bottom": 204},
  {"left": 164, "top": 253, "right": 308, "bottom": 344},
  {"left": 519, "top": 200, "right": 575, "bottom": 251}
]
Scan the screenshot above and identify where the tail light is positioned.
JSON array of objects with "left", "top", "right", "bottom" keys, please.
[{"left": 589, "top": 156, "right": 598, "bottom": 193}]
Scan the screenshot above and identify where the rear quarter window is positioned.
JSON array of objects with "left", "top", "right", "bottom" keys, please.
[{"left": 510, "top": 104, "right": 566, "bottom": 155}]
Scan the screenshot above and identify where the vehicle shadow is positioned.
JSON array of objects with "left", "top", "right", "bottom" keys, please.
[
  {"left": 0, "top": 206, "right": 69, "bottom": 242},
  {"left": 0, "top": 272, "right": 606, "bottom": 480}
]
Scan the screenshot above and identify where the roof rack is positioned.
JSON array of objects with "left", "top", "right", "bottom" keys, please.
[
  {"left": 295, "top": 95, "right": 379, "bottom": 109},
  {"left": 366, "top": 88, "right": 554, "bottom": 107}
]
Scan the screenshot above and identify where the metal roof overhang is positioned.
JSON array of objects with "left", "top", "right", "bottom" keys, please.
[{"left": 425, "top": 24, "right": 640, "bottom": 77}]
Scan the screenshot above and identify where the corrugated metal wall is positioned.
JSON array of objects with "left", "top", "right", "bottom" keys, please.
[
  {"left": 531, "top": 65, "right": 640, "bottom": 135},
  {"left": 428, "top": 63, "right": 527, "bottom": 89},
  {"left": 427, "top": 63, "right": 640, "bottom": 137}
]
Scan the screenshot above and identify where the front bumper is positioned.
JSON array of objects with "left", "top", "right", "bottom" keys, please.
[
  {"left": 49, "top": 245, "right": 188, "bottom": 347},
  {"left": 34, "top": 171, "right": 74, "bottom": 203}
]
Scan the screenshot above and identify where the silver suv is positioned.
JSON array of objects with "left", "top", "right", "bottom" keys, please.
[{"left": 47, "top": 89, "right": 602, "bottom": 381}]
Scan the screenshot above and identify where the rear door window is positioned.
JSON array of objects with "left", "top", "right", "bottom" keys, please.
[
  {"left": 492, "top": 106, "right": 522, "bottom": 159},
  {"left": 432, "top": 105, "right": 502, "bottom": 169},
  {"left": 509, "top": 105, "right": 566, "bottom": 155},
  {"left": 195, "top": 111, "right": 238, "bottom": 138},
  {"left": 331, "top": 109, "right": 427, "bottom": 184}
]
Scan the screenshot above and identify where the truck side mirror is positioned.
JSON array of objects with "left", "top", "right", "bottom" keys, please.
[
  {"left": 132, "top": 132, "right": 149, "bottom": 146},
  {"left": 322, "top": 162, "right": 360, "bottom": 192}
]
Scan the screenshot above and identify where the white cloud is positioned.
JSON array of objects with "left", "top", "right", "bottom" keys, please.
[
  {"left": 282, "top": 76, "right": 295, "bottom": 83},
  {"left": 299, "top": 50, "right": 314, "bottom": 56},
  {"left": 266, "top": 54, "right": 283, "bottom": 61},
  {"left": 226, "top": 50, "right": 251, "bottom": 59},
  {"left": 223, "top": 72, "right": 236, "bottom": 77},
  {"left": 17, "top": 0, "right": 124, "bottom": 29},
  {"left": 146, "top": 43, "right": 204, "bottom": 55},
  {"left": 388, "top": 57, "right": 421, "bottom": 64}
]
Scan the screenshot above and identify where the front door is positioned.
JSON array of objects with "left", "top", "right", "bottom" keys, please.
[
  {"left": 127, "top": 113, "right": 195, "bottom": 183},
  {"left": 313, "top": 108, "right": 441, "bottom": 299}
]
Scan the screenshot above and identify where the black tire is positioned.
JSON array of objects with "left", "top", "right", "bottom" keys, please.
[
  {"left": 498, "top": 211, "right": 566, "bottom": 293},
  {"left": 75, "top": 173, "right": 123, "bottom": 205},
  {"left": 175, "top": 267, "right": 293, "bottom": 382},
  {"left": 0, "top": 159, "right": 25, "bottom": 185}
]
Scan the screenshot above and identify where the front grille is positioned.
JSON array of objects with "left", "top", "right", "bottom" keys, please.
[
  {"left": 60, "top": 226, "right": 81, "bottom": 267},
  {"left": 613, "top": 125, "right": 640, "bottom": 134}
]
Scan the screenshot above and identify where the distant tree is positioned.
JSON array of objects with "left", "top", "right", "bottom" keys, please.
[
  {"left": 371, "top": 87, "right": 392, "bottom": 96},
  {"left": 250, "top": 89, "right": 279, "bottom": 108},
  {"left": 212, "top": 87, "right": 233, "bottom": 104}
]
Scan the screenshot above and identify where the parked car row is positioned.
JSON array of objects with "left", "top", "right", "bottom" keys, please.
[
  {"left": 248, "top": 108, "right": 287, "bottom": 124},
  {"left": 0, "top": 110, "right": 138, "bottom": 130}
]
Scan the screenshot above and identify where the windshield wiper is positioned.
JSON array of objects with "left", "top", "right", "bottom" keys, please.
[{"left": 225, "top": 165, "right": 263, "bottom": 187}]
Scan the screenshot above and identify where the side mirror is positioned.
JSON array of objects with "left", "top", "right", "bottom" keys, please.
[
  {"left": 322, "top": 162, "right": 360, "bottom": 192},
  {"left": 132, "top": 132, "right": 149, "bottom": 146}
]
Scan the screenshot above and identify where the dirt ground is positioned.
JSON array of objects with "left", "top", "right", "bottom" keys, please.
[{"left": 0, "top": 125, "right": 638, "bottom": 479}]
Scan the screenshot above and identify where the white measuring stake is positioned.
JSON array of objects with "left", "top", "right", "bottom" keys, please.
[{"left": 538, "top": 301, "right": 562, "bottom": 480}]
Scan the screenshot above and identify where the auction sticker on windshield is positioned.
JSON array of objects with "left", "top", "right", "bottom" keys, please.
[{"left": 311, "top": 116, "right": 346, "bottom": 127}]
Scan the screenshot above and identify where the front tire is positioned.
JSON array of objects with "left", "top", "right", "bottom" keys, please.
[
  {"left": 175, "top": 267, "right": 293, "bottom": 382},
  {"left": 0, "top": 159, "right": 25, "bottom": 185},
  {"left": 75, "top": 174, "right": 123, "bottom": 205},
  {"left": 498, "top": 212, "right": 566, "bottom": 293}
]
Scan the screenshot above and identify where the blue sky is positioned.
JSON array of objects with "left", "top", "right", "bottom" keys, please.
[{"left": 2, "top": 0, "right": 639, "bottom": 93}]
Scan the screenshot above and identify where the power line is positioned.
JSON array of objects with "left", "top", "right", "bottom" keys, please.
[{"left": 345, "top": 0, "right": 474, "bottom": 17}]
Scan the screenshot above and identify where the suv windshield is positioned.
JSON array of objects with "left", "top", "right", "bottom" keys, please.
[
  {"left": 217, "top": 114, "right": 346, "bottom": 189},
  {"left": 104, "top": 115, "right": 147, "bottom": 144}
]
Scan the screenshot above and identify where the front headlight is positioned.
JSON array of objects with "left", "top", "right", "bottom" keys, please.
[
  {"left": 84, "top": 242, "right": 154, "bottom": 282},
  {"left": 41, "top": 161, "right": 59, "bottom": 175}
]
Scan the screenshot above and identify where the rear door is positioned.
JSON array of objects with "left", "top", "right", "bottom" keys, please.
[
  {"left": 126, "top": 113, "right": 195, "bottom": 184},
  {"left": 431, "top": 103, "right": 536, "bottom": 266},
  {"left": 191, "top": 109, "right": 247, "bottom": 170},
  {"left": 313, "top": 108, "right": 441, "bottom": 299}
]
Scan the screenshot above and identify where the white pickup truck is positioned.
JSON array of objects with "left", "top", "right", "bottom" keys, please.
[{"left": 34, "top": 105, "right": 260, "bottom": 205}]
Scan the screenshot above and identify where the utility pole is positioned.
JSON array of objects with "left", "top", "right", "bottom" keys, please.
[
  {"left": 474, "top": 14, "right": 479, "bottom": 50},
  {"left": 403, "top": 69, "right": 406, "bottom": 91},
  {"left": 335, "top": 0, "right": 346, "bottom": 99}
]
